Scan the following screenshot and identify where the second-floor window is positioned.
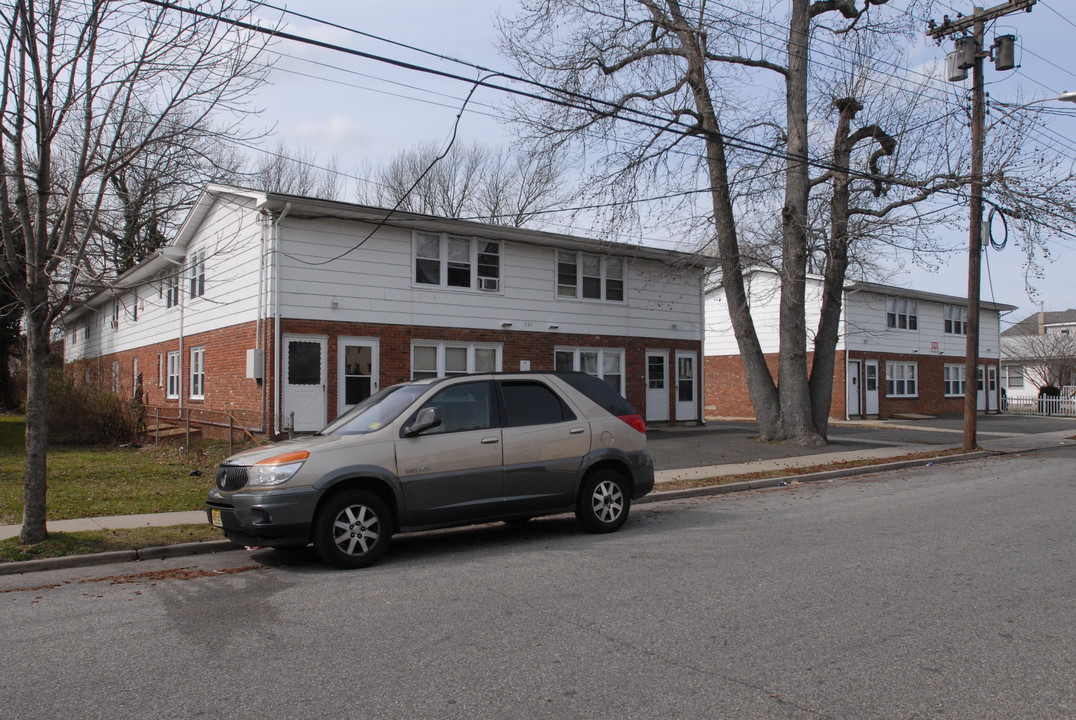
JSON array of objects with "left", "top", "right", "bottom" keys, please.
[
  {"left": 944, "top": 304, "right": 967, "bottom": 335},
  {"left": 557, "top": 251, "right": 624, "bottom": 301},
  {"left": 886, "top": 297, "right": 917, "bottom": 330},
  {"left": 165, "top": 274, "right": 180, "bottom": 308},
  {"left": 413, "top": 232, "right": 500, "bottom": 291},
  {"left": 189, "top": 250, "right": 206, "bottom": 298}
]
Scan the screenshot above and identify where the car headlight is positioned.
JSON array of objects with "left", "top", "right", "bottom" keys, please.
[{"left": 247, "top": 450, "right": 309, "bottom": 487}]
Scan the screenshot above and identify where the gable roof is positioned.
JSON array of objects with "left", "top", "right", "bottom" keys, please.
[
  {"left": 65, "top": 184, "right": 715, "bottom": 324},
  {"left": 1001, "top": 309, "right": 1076, "bottom": 337}
]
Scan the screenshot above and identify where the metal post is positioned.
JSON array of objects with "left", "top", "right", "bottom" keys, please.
[
  {"left": 228, "top": 415, "right": 234, "bottom": 455},
  {"left": 185, "top": 408, "right": 190, "bottom": 449}
]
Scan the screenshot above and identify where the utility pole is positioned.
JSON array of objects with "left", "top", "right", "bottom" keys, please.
[{"left": 927, "top": 0, "right": 1036, "bottom": 452}]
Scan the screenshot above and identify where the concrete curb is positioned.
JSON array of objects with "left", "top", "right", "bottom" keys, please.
[
  {"left": 0, "top": 540, "right": 236, "bottom": 576},
  {"left": 0, "top": 450, "right": 1001, "bottom": 577}
]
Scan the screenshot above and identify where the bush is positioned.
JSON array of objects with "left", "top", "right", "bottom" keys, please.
[{"left": 46, "top": 363, "right": 138, "bottom": 444}]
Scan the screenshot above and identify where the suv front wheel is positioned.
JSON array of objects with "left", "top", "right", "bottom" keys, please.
[
  {"left": 313, "top": 489, "right": 393, "bottom": 569},
  {"left": 575, "top": 469, "right": 630, "bottom": 533}
]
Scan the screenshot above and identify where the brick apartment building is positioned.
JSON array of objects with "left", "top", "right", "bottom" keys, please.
[
  {"left": 704, "top": 270, "right": 1015, "bottom": 420},
  {"left": 64, "top": 185, "right": 711, "bottom": 437}
]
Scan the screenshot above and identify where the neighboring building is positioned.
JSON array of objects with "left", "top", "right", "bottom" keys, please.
[
  {"left": 704, "top": 269, "right": 1016, "bottom": 419},
  {"left": 1000, "top": 309, "right": 1076, "bottom": 399},
  {"left": 64, "top": 185, "right": 711, "bottom": 437}
]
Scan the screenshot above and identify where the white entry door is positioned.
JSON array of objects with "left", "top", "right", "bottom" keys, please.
[
  {"left": 977, "top": 365, "right": 986, "bottom": 411},
  {"left": 976, "top": 365, "right": 998, "bottom": 412},
  {"left": 645, "top": 352, "right": 669, "bottom": 422},
  {"left": 864, "top": 360, "right": 880, "bottom": 416},
  {"left": 847, "top": 360, "right": 862, "bottom": 417},
  {"left": 675, "top": 351, "right": 698, "bottom": 422},
  {"left": 283, "top": 335, "right": 327, "bottom": 432},
  {"left": 338, "top": 337, "right": 379, "bottom": 416}
]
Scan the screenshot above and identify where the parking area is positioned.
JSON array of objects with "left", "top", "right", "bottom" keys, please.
[{"left": 646, "top": 414, "right": 1076, "bottom": 471}]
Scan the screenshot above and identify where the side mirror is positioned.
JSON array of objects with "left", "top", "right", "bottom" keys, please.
[{"left": 403, "top": 406, "right": 441, "bottom": 436}]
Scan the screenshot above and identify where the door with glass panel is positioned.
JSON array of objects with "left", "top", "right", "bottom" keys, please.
[
  {"left": 645, "top": 352, "right": 670, "bottom": 422},
  {"left": 674, "top": 351, "right": 698, "bottom": 421},
  {"left": 338, "top": 338, "right": 379, "bottom": 417}
]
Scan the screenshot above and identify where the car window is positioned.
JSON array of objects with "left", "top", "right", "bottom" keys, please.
[
  {"left": 413, "top": 381, "right": 494, "bottom": 434},
  {"left": 556, "top": 371, "right": 637, "bottom": 416},
  {"left": 499, "top": 381, "right": 576, "bottom": 427},
  {"left": 323, "top": 384, "right": 429, "bottom": 435}
]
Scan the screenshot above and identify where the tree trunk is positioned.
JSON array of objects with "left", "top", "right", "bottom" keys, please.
[
  {"left": 20, "top": 309, "right": 50, "bottom": 544},
  {"left": 776, "top": 0, "right": 824, "bottom": 446}
]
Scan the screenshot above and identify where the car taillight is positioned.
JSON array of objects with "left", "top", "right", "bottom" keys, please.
[{"left": 618, "top": 414, "right": 646, "bottom": 434}]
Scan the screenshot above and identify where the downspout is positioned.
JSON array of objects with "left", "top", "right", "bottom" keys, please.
[
  {"left": 271, "top": 203, "right": 291, "bottom": 437},
  {"left": 698, "top": 269, "right": 707, "bottom": 425},
  {"left": 257, "top": 211, "right": 270, "bottom": 435}
]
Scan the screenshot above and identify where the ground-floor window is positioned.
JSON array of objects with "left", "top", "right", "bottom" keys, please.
[
  {"left": 190, "top": 346, "right": 205, "bottom": 399},
  {"left": 166, "top": 350, "right": 181, "bottom": 399},
  {"left": 943, "top": 364, "right": 965, "bottom": 397},
  {"left": 1001, "top": 364, "right": 1025, "bottom": 389},
  {"left": 411, "top": 341, "right": 501, "bottom": 380},
  {"left": 554, "top": 347, "right": 625, "bottom": 396},
  {"left": 886, "top": 361, "right": 917, "bottom": 398}
]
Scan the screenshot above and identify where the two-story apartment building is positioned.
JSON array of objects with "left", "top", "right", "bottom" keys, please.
[
  {"left": 64, "top": 185, "right": 710, "bottom": 437},
  {"left": 704, "top": 269, "right": 1015, "bottom": 419}
]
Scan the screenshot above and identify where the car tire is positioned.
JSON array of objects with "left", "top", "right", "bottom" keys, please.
[
  {"left": 313, "top": 490, "right": 392, "bottom": 569},
  {"left": 575, "top": 469, "right": 630, "bottom": 533}
]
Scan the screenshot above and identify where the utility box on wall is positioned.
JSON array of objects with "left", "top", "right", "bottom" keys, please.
[{"left": 246, "top": 349, "right": 264, "bottom": 379}]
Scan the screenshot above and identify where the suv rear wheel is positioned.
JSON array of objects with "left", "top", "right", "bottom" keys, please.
[
  {"left": 575, "top": 469, "right": 630, "bottom": 533},
  {"left": 313, "top": 490, "right": 392, "bottom": 569}
]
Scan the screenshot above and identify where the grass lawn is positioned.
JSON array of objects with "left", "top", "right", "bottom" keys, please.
[
  {"left": 0, "top": 415, "right": 254, "bottom": 526},
  {"left": 0, "top": 525, "right": 225, "bottom": 563}
]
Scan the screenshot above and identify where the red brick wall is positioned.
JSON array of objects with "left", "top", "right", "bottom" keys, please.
[
  {"left": 90, "top": 319, "right": 702, "bottom": 438},
  {"left": 706, "top": 348, "right": 1000, "bottom": 420}
]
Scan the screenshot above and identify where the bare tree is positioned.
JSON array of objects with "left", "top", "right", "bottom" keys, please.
[
  {"left": 499, "top": 0, "right": 1075, "bottom": 444},
  {"left": 1003, "top": 329, "right": 1076, "bottom": 392},
  {"left": 357, "top": 141, "right": 565, "bottom": 228},
  {"left": 0, "top": 0, "right": 268, "bottom": 544},
  {"left": 250, "top": 142, "right": 342, "bottom": 200}
]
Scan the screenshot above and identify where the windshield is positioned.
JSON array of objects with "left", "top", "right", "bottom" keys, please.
[{"left": 321, "top": 384, "right": 430, "bottom": 436}]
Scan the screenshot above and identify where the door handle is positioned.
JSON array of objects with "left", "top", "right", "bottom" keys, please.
[
  {"left": 481, "top": 437, "right": 500, "bottom": 444},
  {"left": 569, "top": 427, "right": 585, "bottom": 434}
]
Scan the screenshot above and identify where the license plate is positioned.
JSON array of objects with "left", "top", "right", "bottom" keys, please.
[{"left": 210, "top": 509, "right": 223, "bottom": 528}]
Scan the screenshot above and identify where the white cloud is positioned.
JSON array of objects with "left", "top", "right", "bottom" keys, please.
[{"left": 291, "top": 114, "right": 366, "bottom": 149}]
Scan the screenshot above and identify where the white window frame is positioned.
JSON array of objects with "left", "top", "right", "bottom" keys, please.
[
  {"left": 411, "top": 341, "right": 502, "bottom": 380},
  {"left": 943, "top": 363, "right": 965, "bottom": 397},
  {"left": 165, "top": 273, "right": 180, "bottom": 309},
  {"left": 556, "top": 251, "right": 625, "bottom": 302},
  {"left": 412, "top": 232, "right": 501, "bottom": 292},
  {"left": 189, "top": 249, "right": 206, "bottom": 299},
  {"left": 553, "top": 346, "right": 626, "bottom": 396},
  {"left": 189, "top": 346, "right": 205, "bottom": 399},
  {"left": 1002, "top": 364, "right": 1025, "bottom": 389},
  {"left": 166, "top": 350, "right": 181, "bottom": 399},
  {"left": 885, "top": 297, "right": 918, "bottom": 330},
  {"left": 943, "top": 304, "right": 967, "bottom": 335},
  {"left": 886, "top": 361, "right": 918, "bottom": 398}
]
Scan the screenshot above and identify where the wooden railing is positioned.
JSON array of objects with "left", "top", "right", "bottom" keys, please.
[{"left": 141, "top": 405, "right": 264, "bottom": 453}]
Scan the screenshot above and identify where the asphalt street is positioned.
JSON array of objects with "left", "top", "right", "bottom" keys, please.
[{"left": 2, "top": 445, "right": 1072, "bottom": 719}]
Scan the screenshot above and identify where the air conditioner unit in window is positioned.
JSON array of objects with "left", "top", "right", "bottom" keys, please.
[{"left": 479, "top": 277, "right": 499, "bottom": 291}]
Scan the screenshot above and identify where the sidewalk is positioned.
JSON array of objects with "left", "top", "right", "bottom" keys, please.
[{"left": 2, "top": 422, "right": 1073, "bottom": 568}]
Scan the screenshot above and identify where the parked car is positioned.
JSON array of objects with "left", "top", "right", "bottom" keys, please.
[{"left": 206, "top": 372, "right": 654, "bottom": 568}]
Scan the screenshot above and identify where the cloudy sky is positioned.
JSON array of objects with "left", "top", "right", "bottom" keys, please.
[{"left": 238, "top": 0, "right": 1076, "bottom": 324}]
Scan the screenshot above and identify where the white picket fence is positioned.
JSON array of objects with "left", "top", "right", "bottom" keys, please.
[{"left": 1004, "top": 388, "right": 1076, "bottom": 417}]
